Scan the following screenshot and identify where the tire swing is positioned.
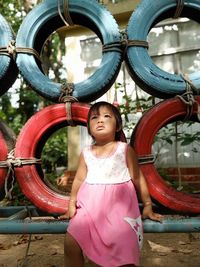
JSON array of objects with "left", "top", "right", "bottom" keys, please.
[
  {"left": 0, "top": 14, "right": 18, "bottom": 96},
  {"left": 0, "top": 120, "right": 16, "bottom": 200},
  {"left": 15, "top": 0, "right": 122, "bottom": 102},
  {"left": 130, "top": 96, "right": 200, "bottom": 213},
  {"left": 14, "top": 103, "right": 90, "bottom": 214},
  {"left": 125, "top": 0, "right": 200, "bottom": 99}
]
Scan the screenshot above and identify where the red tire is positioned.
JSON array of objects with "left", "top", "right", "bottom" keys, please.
[
  {"left": 14, "top": 103, "right": 90, "bottom": 214},
  {"left": 0, "top": 120, "right": 16, "bottom": 198},
  {"left": 0, "top": 131, "right": 8, "bottom": 189},
  {"left": 14, "top": 103, "right": 127, "bottom": 214},
  {"left": 131, "top": 97, "right": 200, "bottom": 213}
]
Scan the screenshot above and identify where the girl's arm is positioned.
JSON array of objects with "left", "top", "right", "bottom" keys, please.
[
  {"left": 59, "top": 152, "right": 87, "bottom": 219},
  {"left": 127, "top": 145, "right": 163, "bottom": 222}
]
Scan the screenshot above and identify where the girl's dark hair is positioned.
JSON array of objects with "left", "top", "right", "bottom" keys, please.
[{"left": 87, "top": 101, "right": 123, "bottom": 141}]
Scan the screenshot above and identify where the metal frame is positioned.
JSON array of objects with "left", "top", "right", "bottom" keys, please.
[{"left": 0, "top": 206, "right": 200, "bottom": 234}]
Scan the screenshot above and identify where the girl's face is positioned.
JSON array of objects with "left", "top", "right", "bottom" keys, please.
[{"left": 89, "top": 106, "right": 117, "bottom": 141}]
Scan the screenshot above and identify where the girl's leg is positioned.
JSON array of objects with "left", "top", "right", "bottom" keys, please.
[{"left": 64, "top": 233, "right": 84, "bottom": 267}]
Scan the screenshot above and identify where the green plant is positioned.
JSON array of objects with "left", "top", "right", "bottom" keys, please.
[{"left": 42, "top": 128, "right": 68, "bottom": 174}]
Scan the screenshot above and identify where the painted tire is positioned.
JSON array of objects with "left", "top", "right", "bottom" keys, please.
[
  {"left": 14, "top": 103, "right": 90, "bottom": 214},
  {"left": 130, "top": 97, "right": 200, "bottom": 213},
  {"left": 0, "top": 14, "right": 18, "bottom": 96},
  {"left": 126, "top": 0, "right": 200, "bottom": 98},
  {"left": 0, "top": 132, "right": 8, "bottom": 191},
  {"left": 0, "top": 120, "right": 16, "bottom": 199},
  {"left": 16, "top": 0, "right": 122, "bottom": 102}
]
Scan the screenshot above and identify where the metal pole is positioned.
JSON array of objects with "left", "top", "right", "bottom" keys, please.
[
  {"left": 0, "top": 217, "right": 200, "bottom": 234},
  {"left": 0, "top": 219, "right": 68, "bottom": 234},
  {"left": 144, "top": 217, "right": 200, "bottom": 233},
  {"left": 0, "top": 206, "right": 52, "bottom": 217}
]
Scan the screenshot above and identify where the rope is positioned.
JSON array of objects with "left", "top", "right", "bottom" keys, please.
[
  {"left": 102, "top": 42, "right": 123, "bottom": 53},
  {"left": 0, "top": 157, "right": 42, "bottom": 168},
  {"left": 58, "top": 0, "right": 74, "bottom": 27},
  {"left": 0, "top": 40, "right": 16, "bottom": 58},
  {"left": 127, "top": 40, "right": 149, "bottom": 49},
  {"left": 102, "top": 39, "right": 148, "bottom": 54},
  {"left": 0, "top": 40, "right": 41, "bottom": 61},
  {"left": 59, "top": 83, "right": 78, "bottom": 126},
  {"left": 175, "top": 75, "right": 199, "bottom": 189},
  {"left": 174, "top": 122, "right": 183, "bottom": 191},
  {"left": 138, "top": 154, "right": 155, "bottom": 165},
  {"left": 21, "top": 207, "right": 32, "bottom": 267},
  {"left": 173, "top": 0, "right": 185, "bottom": 19},
  {"left": 58, "top": 83, "right": 75, "bottom": 101},
  {"left": 182, "top": 74, "right": 199, "bottom": 95},
  {"left": 4, "top": 150, "right": 15, "bottom": 200},
  {"left": 15, "top": 47, "right": 41, "bottom": 61},
  {"left": 0, "top": 150, "right": 41, "bottom": 200},
  {"left": 0, "top": 47, "right": 10, "bottom": 56},
  {"left": 102, "top": 31, "right": 148, "bottom": 57},
  {"left": 176, "top": 74, "right": 199, "bottom": 121}
]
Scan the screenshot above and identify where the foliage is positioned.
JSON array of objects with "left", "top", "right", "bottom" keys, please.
[
  {"left": 42, "top": 128, "right": 68, "bottom": 173},
  {"left": 117, "top": 82, "right": 154, "bottom": 137},
  {"left": 154, "top": 120, "right": 200, "bottom": 151}
]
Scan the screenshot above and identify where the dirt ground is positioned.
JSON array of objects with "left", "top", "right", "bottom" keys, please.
[{"left": 0, "top": 232, "right": 200, "bottom": 267}]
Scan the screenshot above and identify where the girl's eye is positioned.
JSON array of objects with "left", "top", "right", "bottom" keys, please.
[
  {"left": 91, "top": 115, "right": 98, "bottom": 120},
  {"left": 105, "top": 114, "right": 111, "bottom": 118}
]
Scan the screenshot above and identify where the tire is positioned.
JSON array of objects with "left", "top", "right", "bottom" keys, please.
[
  {"left": 16, "top": 0, "right": 122, "bottom": 102},
  {"left": 14, "top": 103, "right": 90, "bottom": 214},
  {"left": 0, "top": 14, "right": 18, "bottom": 96},
  {"left": 130, "top": 96, "right": 200, "bottom": 213},
  {"left": 0, "top": 131, "right": 8, "bottom": 192},
  {"left": 0, "top": 119, "right": 16, "bottom": 199},
  {"left": 126, "top": 0, "right": 200, "bottom": 98}
]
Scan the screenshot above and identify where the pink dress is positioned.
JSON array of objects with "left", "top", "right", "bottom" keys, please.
[{"left": 67, "top": 141, "right": 143, "bottom": 267}]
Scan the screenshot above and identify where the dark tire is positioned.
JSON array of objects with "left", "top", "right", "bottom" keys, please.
[
  {"left": 0, "top": 14, "right": 18, "bottom": 96},
  {"left": 130, "top": 96, "right": 200, "bottom": 213},
  {"left": 16, "top": 0, "right": 122, "bottom": 102},
  {"left": 126, "top": 0, "right": 200, "bottom": 98}
]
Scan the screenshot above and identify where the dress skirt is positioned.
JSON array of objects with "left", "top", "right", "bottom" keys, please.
[{"left": 67, "top": 180, "right": 143, "bottom": 267}]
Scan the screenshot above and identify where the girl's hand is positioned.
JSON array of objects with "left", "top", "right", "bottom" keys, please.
[
  {"left": 142, "top": 205, "right": 163, "bottom": 222},
  {"left": 67, "top": 203, "right": 77, "bottom": 219},
  {"left": 57, "top": 175, "right": 69, "bottom": 187},
  {"left": 58, "top": 200, "right": 77, "bottom": 220},
  {"left": 58, "top": 213, "right": 69, "bottom": 220}
]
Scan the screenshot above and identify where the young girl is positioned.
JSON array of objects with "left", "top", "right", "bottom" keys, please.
[{"left": 60, "top": 101, "right": 163, "bottom": 267}]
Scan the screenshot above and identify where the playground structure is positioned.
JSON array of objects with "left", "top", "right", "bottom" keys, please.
[{"left": 0, "top": 0, "right": 200, "bottom": 237}]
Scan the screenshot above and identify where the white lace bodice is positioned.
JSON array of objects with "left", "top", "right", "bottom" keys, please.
[{"left": 83, "top": 141, "right": 131, "bottom": 184}]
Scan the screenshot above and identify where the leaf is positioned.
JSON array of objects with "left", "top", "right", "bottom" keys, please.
[
  {"left": 148, "top": 240, "right": 172, "bottom": 253},
  {"left": 164, "top": 138, "right": 173, "bottom": 145},
  {"left": 181, "top": 139, "right": 194, "bottom": 146},
  {"left": 192, "top": 147, "right": 198, "bottom": 153},
  {"left": 0, "top": 243, "right": 12, "bottom": 250}
]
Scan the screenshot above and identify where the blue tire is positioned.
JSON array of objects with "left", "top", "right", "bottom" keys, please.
[
  {"left": 16, "top": 0, "right": 122, "bottom": 102},
  {"left": 126, "top": 0, "right": 200, "bottom": 98},
  {"left": 0, "top": 14, "right": 18, "bottom": 96}
]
